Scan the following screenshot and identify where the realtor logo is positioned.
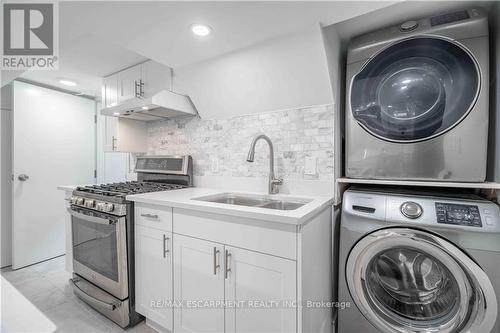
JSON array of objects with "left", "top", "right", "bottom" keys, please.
[{"left": 1, "top": 1, "right": 58, "bottom": 69}]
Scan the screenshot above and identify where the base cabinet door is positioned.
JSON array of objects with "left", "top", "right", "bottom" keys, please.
[
  {"left": 135, "top": 226, "right": 173, "bottom": 331},
  {"left": 173, "top": 234, "right": 225, "bottom": 333},
  {"left": 224, "top": 246, "right": 297, "bottom": 333}
]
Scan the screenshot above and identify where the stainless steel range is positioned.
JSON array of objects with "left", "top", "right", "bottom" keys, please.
[{"left": 68, "top": 155, "right": 192, "bottom": 327}]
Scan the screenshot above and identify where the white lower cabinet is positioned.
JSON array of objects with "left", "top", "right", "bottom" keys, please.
[
  {"left": 224, "top": 246, "right": 296, "bottom": 333},
  {"left": 173, "top": 234, "right": 225, "bottom": 333},
  {"left": 134, "top": 204, "right": 332, "bottom": 333},
  {"left": 172, "top": 234, "right": 296, "bottom": 333},
  {"left": 135, "top": 226, "right": 173, "bottom": 331}
]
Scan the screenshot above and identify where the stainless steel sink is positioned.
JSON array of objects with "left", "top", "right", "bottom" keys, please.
[{"left": 193, "top": 193, "right": 311, "bottom": 211}]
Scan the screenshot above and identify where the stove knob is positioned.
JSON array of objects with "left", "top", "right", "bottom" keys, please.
[
  {"left": 400, "top": 201, "right": 423, "bottom": 219},
  {"left": 96, "top": 202, "right": 105, "bottom": 211},
  {"left": 85, "top": 199, "right": 95, "bottom": 208},
  {"left": 76, "top": 197, "right": 84, "bottom": 205},
  {"left": 70, "top": 196, "right": 77, "bottom": 204},
  {"left": 104, "top": 203, "right": 114, "bottom": 212}
]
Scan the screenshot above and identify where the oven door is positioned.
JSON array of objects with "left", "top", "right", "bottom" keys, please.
[{"left": 69, "top": 206, "right": 128, "bottom": 300}]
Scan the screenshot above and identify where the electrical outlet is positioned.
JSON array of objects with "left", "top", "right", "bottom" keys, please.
[{"left": 304, "top": 157, "right": 317, "bottom": 175}]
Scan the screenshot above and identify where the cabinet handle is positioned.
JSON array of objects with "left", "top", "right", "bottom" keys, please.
[
  {"left": 213, "top": 247, "right": 220, "bottom": 275},
  {"left": 139, "top": 80, "right": 144, "bottom": 98},
  {"left": 140, "top": 213, "right": 158, "bottom": 219},
  {"left": 163, "top": 234, "right": 170, "bottom": 258},
  {"left": 225, "top": 250, "right": 231, "bottom": 279},
  {"left": 134, "top": 80, "right": 138, "bottom": 98},
  {"left": 112, "top": 136, "right": 117, "bottom": 151}
]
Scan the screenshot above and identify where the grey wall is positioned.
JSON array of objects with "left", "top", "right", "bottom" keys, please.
[
  {"left": 1, "top": 84, "right": 13, "bottom": 267},
  {"left": 174, "top": 25, "right": 334, "bottom": 120}
]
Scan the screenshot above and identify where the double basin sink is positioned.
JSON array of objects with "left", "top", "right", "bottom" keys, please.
[{"left": 193, "top": 193, "right": 311, "bottom": 211}]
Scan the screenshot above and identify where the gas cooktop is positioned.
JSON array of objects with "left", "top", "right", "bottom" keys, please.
[{"left": 76, "top": 181, "right": 187, "bottom": 198}]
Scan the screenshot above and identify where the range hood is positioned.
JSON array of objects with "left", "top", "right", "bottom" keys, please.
[{"left": 101, "top": 90, "right": 198, "bottom": 121}]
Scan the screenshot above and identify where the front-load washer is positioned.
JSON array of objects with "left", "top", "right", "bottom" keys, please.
[
  {"left": 345, "top": 8, "right": 489, "bottom": 181},
  {"left": 338, "top": 187, "right": 499, "bottom": 333}
]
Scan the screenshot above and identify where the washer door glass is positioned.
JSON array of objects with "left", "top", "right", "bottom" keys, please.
[
  {"left": 351, "top": 37, "right": 480, "bottom": 142},
  {"left": 346, "top": 228, "right": 497, "bottom": 333}
]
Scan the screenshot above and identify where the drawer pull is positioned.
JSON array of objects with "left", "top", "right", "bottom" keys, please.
[{"left": 141, "top": 213, "right": 159, "bottom": 219}]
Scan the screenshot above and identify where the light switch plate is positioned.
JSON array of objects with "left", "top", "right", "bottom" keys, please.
[{"left": 304, "top": 157, "right": 317, "bottom": 175}]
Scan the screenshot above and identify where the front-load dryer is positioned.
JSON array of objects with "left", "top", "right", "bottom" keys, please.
[
  {"left": 345, "top": 8, "right": 489, "bottom": 181},
  {"left": 338, "top": 187, "right": 500, "bottom": 333}
]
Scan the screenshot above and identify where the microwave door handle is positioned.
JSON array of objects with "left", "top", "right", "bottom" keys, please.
[
  {"left": 70, "top": 279, "right": 118, "bottom": 311},
  {"left": 67, "top": 208, "right": 116, "bottom": 225}
]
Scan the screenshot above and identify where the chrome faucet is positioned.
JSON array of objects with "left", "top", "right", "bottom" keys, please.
[{"left": 246, "top": 134, "right": 283, "bottom": 194}]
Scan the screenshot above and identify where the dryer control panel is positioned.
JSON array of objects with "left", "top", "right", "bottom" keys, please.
[{"left": 435, "top": 203, "right": 482, "bottom": 227}]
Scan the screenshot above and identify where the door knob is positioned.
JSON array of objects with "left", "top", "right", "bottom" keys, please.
[{"left": 18, "top": 174, "right": 29, "bottom": 181}]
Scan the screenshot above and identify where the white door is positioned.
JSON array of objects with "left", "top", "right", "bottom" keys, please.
[
  {"left": 118, "top": 65, "right": 141, "bottom": 102},
  {"left": 12, "top": 81, "right": 95, "bottom": 269},
  {"left": 135, "top": 226, "right": 173, "bottom": 330},
  {"left": 173, "top": 234, "right": 225, "bottom": 333},
  {"left": 225, "top": 246, "right": 297, "bottom": 333}
]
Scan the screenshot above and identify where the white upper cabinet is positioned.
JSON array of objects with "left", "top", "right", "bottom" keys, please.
[
  {"left": 118, "top": 65, "right": 142, "bottom": 102},
  {"left": 103, "top": 117, "right": 147, "bottom": 153},
  {"left": 102, "top": 75, "right": 118, "bottom": 108},
  {"left": 102, "top": 60, "right": 172, "bottom": 105},
  {"left": 141, "top": 60, "right": 172, "bottom": 97}
]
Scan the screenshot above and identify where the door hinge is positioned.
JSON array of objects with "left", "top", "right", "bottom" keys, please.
[
  {"left": 94, "top": 170, "right": 97, "bottom": 178},
  {"left": 94, "top": 115, "right": 97, "bottom": 123}
]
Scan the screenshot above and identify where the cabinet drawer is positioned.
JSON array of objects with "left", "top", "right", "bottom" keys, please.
[
  {"left": 135, "top": 204, "right": 172, "bottom": 231},
  {"left": 173, "top": 208, "right": 297, "bottom": 260}
]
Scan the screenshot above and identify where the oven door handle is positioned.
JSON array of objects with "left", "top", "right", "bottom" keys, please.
[
  {"left": 70, "top": 278, "right": 118, "bottom": 311},
  {"left": 67, "top": 208, "right": 116, "bottom": 225}
]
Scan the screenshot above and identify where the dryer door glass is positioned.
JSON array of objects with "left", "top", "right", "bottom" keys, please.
[
  {"left": 350, "top": 37, "right": 480, "bottom": 142},
  {"left": 346, "top": 228, "right": 497, "bottom": 333}
]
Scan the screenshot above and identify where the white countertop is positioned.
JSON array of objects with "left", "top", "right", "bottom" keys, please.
[
  {"left": 127, "top": 187, "right": 333, "bottom": 225},
  {"left": 57, "top": 185, "right": 79, "bottom": 191}
]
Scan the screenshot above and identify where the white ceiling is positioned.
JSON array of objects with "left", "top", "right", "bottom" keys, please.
[{"left": 15, "top": 1, "right": 398, "bottom": 96}]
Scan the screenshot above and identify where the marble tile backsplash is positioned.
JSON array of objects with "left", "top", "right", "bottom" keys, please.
[{"left": 147, "top": 104, "right": 334, "bottom": 180}]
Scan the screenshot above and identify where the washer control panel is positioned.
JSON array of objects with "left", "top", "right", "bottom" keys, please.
[{"left": 435, "top": 202, "right": 482, "bottom": 227}]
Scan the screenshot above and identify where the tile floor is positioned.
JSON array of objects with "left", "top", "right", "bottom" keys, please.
[{"left": 1, "top": 255, "right": 156, "bottom": 333}]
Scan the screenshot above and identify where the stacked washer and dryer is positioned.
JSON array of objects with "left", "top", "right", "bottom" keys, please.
[{"left": 339, "top": 8, "right": 500, "bottom": 333}]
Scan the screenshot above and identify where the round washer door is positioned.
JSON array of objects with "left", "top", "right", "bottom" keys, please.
[
  {"left": 346, "top": 228, "right": 497, "bottom": 333},
  {"left": 350, "top": 37, "right": 480, "bottom": 142}
]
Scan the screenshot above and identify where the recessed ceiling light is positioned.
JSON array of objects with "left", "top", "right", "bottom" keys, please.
[
  {"left": 59, "top": 79, "right": 77, "bottom": 87},
  {"left": 141, "top": 106, "right": 149, "bottom": 110},
  {"left": 191, "top": 24, "right": 212, "bottom": 37},
  {"left": 113, "top": 112, "right": 120, "bottom": 116}
]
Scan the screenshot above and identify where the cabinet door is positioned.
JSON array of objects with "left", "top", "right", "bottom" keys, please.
[
  {"left": 103, "top": 116, "right": 118, "bottom": 152},
  {"left": 135, "top": 226, "right": 173, "bottom": 331},
  {"left": 102, "top": 74, "right": 118, "bottom": 108},
  {"left": 141, "top": 60, "right": 171, "bottom": 97},
  {"left": 225, "top": 246, "right": 297, "bottom": 333},
  {"left": 118, "top": 65, "right": 141, "bottom": 102},
  {"left": 173, "top": 234, "right": 225, "bottom": 333}
]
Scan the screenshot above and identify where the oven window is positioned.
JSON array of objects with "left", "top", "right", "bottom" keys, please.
[{"left": 72, "top": 217, "right": 119, "bottom": 282}]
